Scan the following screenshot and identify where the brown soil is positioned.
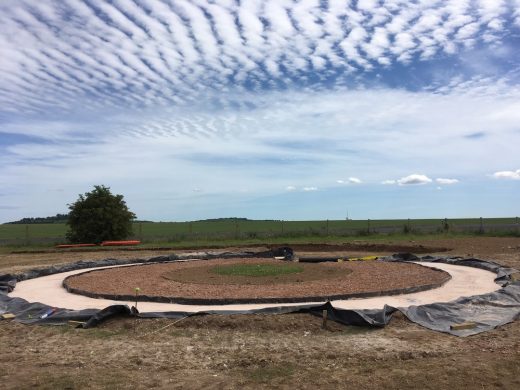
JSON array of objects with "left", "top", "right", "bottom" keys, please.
[
  {"left": 1, "top": 236, "right": 519, "bottom": 389},
  {"left": 10, "top": 241, "right": 449, "bottom": 254},
  {"left": 284, "top": 242, "right": 449, "bottom": 253},
  {"left": 64, "top": 259, "right": 450, "bottom": 303}
]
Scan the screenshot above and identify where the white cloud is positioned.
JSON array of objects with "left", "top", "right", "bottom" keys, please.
[
  {"left": 303, "top": 187, "right": 318, "bottom": 191},
  {"left": 492, "top": 169, "right": 520, "bottom": 180},
  {"left": 285, "top": 185, "right": 296, "bottom": 191},
  {"left": 397, "top": 174, "right": 433, "bottom": 186},
  {"left": 337, "top": 178, "right": 362, "bottom": 184},
  {"left": 383, "top": 175, "right": 434, "bottom": 186},
  {"left": 514, "top": 0, "right": 520, "bottom": 26},
  {"left": 456, "top": 22, "right": 481, "bottom": 40},
  {"left": 357, "top": 0, "right": 377, "bottom": 11},
  {"left": 436, "top": 178, "right": 459, "bottom": 185}
]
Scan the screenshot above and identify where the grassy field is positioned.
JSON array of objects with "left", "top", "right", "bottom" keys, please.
[{"left": 1, "top": 217, "right": 518, "bottom": 247}]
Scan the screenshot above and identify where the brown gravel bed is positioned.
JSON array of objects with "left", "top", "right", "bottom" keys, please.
[
  {"left": 161, "top": 261, "right": 353, "bottom": 285},
  {"left": 64, "top": 258, "right": 451, "bottom": 303}
]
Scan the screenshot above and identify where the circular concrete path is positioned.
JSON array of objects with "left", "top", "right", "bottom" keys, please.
[{"left": 8, "top": 262, "right": 500, "bottom": 311}]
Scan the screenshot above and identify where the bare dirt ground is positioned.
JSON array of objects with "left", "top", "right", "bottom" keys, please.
[{"left": 1, "top": 236, "right": 520, "bottom": 389}]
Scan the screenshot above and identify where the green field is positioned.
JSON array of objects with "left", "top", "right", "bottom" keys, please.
[{"left": 0, "top": 217, "right": 518, "bottom": 247}]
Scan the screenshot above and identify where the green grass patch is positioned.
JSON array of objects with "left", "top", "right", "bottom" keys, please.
[{"left": 212, "top": 263, "right": 304, "bottom": 277}]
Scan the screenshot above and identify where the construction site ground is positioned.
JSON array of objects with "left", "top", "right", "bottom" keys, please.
[{"left": 1, "top": 236, "right": 519, "bottom": 389}]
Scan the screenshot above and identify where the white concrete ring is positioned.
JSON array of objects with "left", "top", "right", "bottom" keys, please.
[{"left": 8, "top": 262, "right": 500, "bottom": 312}]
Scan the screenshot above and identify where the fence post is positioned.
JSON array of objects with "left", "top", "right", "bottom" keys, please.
[
  {"left": 281, "top": 220, "right": 284, "bottom": 235},
  {"left": 235, "top": 220, "right": 239, "bottom": 239},
  {"left": 326, "top": 219, "right": 329, "bottom": 236},
  {"left": 516, "top": 217, "right": 519, "bottom": 234},
  {"left": 25, "top": 224, "right": 29, "bottom": 246},
  {"left": 367, "top": 219, "right": 371, "bottom": 234},
  {"left": 139, "top": 222, "right": 143, "bottom": 241},
  {"left": 479, "top": 217, "right": 484, "bottom": 234}
]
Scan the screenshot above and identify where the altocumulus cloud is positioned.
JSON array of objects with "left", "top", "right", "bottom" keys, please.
[
  {"left": 0, "top": 0, "right": 519, "bottom": 221},
  {"left": 1, "top": 0, "right": 519, "bottom": 115}
]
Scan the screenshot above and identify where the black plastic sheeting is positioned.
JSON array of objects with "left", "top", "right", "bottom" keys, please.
[
  {"left": 1, "top": 250, "right": 519, "bottom": 336},
  {"left": 386, "top": 254, "right": 520, "bottom": 336},
  {"left": 136, "top": 302, "right": 397, "bottom": 328},
  {"left": 1, "top": 296, "right": 130, "bottom": 327}
]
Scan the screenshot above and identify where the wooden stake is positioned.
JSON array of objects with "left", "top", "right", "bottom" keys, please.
[
  {"left": 322, "top": 309, "right": 328, "bottom": 329},
  {"left": 450, "top": 322, "right": 476, "bottom": 331}
]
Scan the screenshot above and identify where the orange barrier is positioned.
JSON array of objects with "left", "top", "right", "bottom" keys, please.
[
  {"left": 55, "top": 243, "right": 97, "bottom": 249},
  {"left": 100, "top": 240, "right": 141, "bottom": 246}
]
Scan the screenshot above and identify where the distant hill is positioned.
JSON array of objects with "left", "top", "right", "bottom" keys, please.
[
  {"left": 5, "top": 213, "right": 69, "bottom": 224},
  {"left": 195, "top": 217, "right": 251, "bottom": 222},
  {"left": 4, "top": 216, "right": 276, "bottom": 224},
  {"left": 192, "top": 218, "right": 281, "bottom": 222}
]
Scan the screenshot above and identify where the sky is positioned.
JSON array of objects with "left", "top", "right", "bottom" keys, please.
[{"left": 1, "top": 0, "right": 519, "bottom": 223}]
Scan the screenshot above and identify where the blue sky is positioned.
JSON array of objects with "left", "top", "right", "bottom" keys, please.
[{"left": 1, "top": 0, "right": 519, "bottom": 222}]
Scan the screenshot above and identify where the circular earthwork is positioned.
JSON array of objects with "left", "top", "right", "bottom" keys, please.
[{"left": 63, "top": 258, "right": 451, "bottom": 304}]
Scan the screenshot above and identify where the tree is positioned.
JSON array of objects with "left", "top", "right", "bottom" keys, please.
[{"left": 66, "top": 185, "right": 136, "bottom": 243}]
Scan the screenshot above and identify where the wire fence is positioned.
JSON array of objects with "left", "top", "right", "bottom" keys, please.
[{"left": 1, "top": 217, "right": 519, "bottom": 246}]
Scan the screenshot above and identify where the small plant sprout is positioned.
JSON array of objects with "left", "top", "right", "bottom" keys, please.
[{"left": 134, "top": 287, "right": 141, "bottom": 311}]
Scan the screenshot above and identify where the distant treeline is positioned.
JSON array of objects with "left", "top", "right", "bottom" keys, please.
[
  {"left": 5, "top": 213, "right": 69, "bottom": 224},
  {"left": 194, "top": 217, "right": 251, "bottom": 222},
  {"left": 5, "top": 215, "right": 257, "bottom": 225},
  {"left": 191, "top": 217, "right": 281, "bottom": 223}
]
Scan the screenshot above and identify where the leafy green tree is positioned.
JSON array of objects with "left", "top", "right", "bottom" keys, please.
[{"left": 66, "top": 185, "right": 136, "bottom": 243}]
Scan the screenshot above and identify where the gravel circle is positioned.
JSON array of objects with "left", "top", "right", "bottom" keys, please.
[{"left": 63, "top": 258, "right": 451, "bottom": 304}]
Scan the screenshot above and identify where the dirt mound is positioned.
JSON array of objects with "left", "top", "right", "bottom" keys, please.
[{"left": 282, "top": 243, "right": 450, "bottom": 253}]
